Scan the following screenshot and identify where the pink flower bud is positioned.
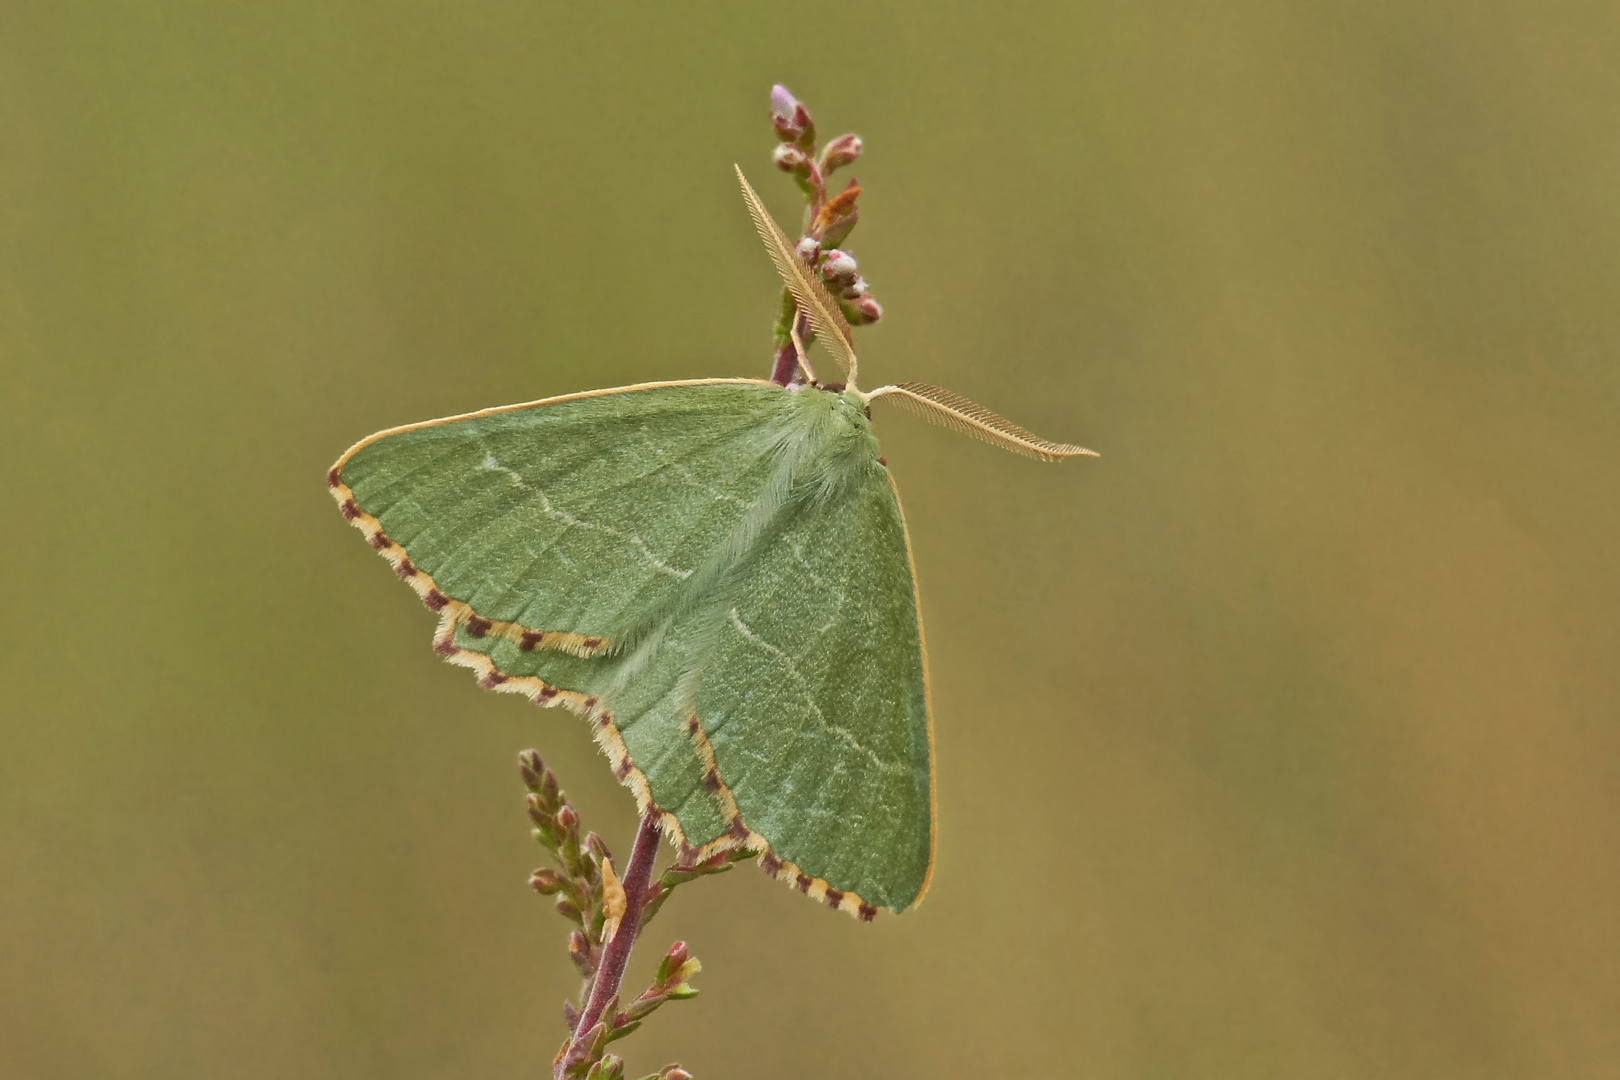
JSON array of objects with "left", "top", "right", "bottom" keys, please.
[
  {"left": 820, "top": 249, "right": 858, "bottom": 285},
  {"left": 518, "top": 750, "right": 544, "bottom": 789},
  {"left": 769, "top": 85, "right": 815, "bottom": 147},
  {"left": 842, "top": 279, "right": 868, "bottom": 299},
  {"left": 773, "top": 144, "right": 811, "bottom": 175},
  {"left": 796, "top": 237, "right": 820, "bottom": 262},
  {"left": 848, "top": 296, "right": 883, "bottom": 324},
  {"left": 525, "top": 793, "right": 548, "bottom": 826},
  {"left": 770, "top": 85, "right": 799, "bottom": 133},
  {"left": 820, "top": 134, "right": 863, "bottom": 173}
]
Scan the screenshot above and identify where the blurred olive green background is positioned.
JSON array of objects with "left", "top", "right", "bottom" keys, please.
[{"left": 4, "top": 2, "right": 1618, "bottom": 1077}]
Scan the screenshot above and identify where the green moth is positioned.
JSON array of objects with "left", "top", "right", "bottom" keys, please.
[{"left": 328, "top": 169, "right": 1094, "bottom": 919}]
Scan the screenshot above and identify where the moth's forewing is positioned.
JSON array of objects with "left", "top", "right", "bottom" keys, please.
[{"left": 332, "top": 380, "right": 786, "bottom": 654}]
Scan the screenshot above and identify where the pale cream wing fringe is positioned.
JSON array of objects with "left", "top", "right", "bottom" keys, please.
[
  {"left": 735, "top": 165, "right": 858, "bottom": 384},
  {"left": 870, "top": 382, "right": 1098, "bottom": 461}
]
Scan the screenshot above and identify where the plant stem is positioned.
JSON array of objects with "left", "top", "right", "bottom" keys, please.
[
  {"left": 771, "top": 309, "right": 811, "bottom": 385},
  {"left": 557, "top": 808, "right": 662, "bottom": 1079}
]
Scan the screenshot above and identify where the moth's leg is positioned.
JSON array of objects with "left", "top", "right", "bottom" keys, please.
[{"left": 789, "top": 313, "right": 818, "bottom": 386}]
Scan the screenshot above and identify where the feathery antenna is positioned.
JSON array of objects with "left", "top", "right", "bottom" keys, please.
[
  {"left": 867, "top": 383, "right": 1098, "bottom": 462},
  {"left": 735, "top": 165, "right": 859, "bottom": 387}
]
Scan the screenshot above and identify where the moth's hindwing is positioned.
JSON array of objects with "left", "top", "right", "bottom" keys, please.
[
  {"left": 697, "top": 458, "right": 934, "bottom": 914},
  {"left": 452, "top": 609, "right": 738, "bottom": 855}
]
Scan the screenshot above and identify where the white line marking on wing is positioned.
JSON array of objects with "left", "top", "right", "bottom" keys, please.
[
  {"left": 727, "top": 608, "right": 902, "bottom": 775},
  {"left": 480, "top": 454, "right": 693, "bottom": 579}
]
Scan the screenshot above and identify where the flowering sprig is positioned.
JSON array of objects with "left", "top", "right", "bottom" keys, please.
[
  {"left": 767, "top": 86, "right": 883, "bottom": 385},
  {"left": 520, "top": 750, "right": 751, "bottom": 1080}
]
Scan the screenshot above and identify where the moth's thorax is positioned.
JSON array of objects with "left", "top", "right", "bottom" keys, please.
[
  {"left": 789, "top": 385, "right": 874, "bottom": 436},
  {"left": 836, "top": 388, "right": 867, "bottom": 416},
  {"left": 769, "top": 383, "right": 882, "bottom": 499}
]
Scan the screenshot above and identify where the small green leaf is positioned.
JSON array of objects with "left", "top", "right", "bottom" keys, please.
[
  {"left": 639, "top": 886, "right": 673, "bottom": 926},
  {"left": 621, "top": 993, "right": 668, "bottom": 1023},
  {"left": 606, "top": 1019, "right": 642, "bottom": 1043},
  {"left": 659, "top": 868, "right": 703, "bottom": 888},
  {"left": 584, "top": 1018, "right": 610, "bottom": 1059}
]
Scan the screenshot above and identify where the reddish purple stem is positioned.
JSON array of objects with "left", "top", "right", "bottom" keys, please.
[
  {"left": 556, "top": 809, "right": 662, "bottom": 1079},
  {"left": 771, "top": 311, "right": 811, "bottom": 385}
]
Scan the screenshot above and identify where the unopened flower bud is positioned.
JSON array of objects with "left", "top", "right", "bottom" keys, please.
[
  {"left": 568, "top": 929, "right": 591, "bottom": 969},
  {"left": 796, "top": 236, "right": 820, "bottom": 262},
  {"left": 850, "top": 296, "right": 883, "bottom": 324},
  {"left": 819, "top": 133, "right": 863, "bottom": 173},
  {"left": 529, "top": 867, "right": 563, "bottom": 894},
  {"left": 769, "top": 84, "right": 815, "bottom": 148},
  {"left": 655, "top": 939, "right": 690, "bottom": 985},
  {"left": 555, "top": 804, "right": 579, "bottom": 832},
  {"left": 812, "top": 182, "right": 861, "bottom": 247},
  {"left": 585, "top": 832, "right": 613, "bottom": 863},
  {"left": 842, "top": 279, "right": 868, "bottom": 300},
  {"left": 661, "top": 1068, "right": 693, "bottom": 1080},
  {"left": 525, "top": 793, "right": 549, "bottom": 827},
  {"left": 770, "top": 85, "right": 800, "bottom": 136},
  {"left": 820, "top": 249, "right": 858, "bottom": 286},
  {"left": 773, "top": 143, "right": 811, "bottom": 175},
  {"left": 518, "top": 749, "right": 544, "bottom": 790}
]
